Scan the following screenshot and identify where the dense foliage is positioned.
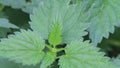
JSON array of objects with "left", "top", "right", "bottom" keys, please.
[{"left": 0, "top": 0, "right": 120, "bottom": 68}]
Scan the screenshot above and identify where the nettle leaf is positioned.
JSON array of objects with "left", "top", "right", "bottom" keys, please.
[
  {"left": 87, "top": 0, "right": 120, "bottom": 44},
  {"left": 0, "top": 58, "right": 19, "bottom": 68},
  {"left": 0, "top": 30, "right": 45, "bottom": 65},
  {"left": 59, "top": 41, "right": 116, "bottom": 68},
  {"left": 22, "top": 0, "right": 41, "bottom": 14},
  {"left": 20, "top": 64, "right": 40, "bottom": 68},
  {"left": 0, "top": 0, "right": 41, "bottom": 14},
  {"left": 0, "top": 0, "right": 26, "bottom": 9},
  {"left": 30, "top": 0, "right": 69, "bottom": 39},
  {"left": 0, "top": 18, "right": 18, "bottom": 38},
  {"left": 30, "top": 0, "right": 88, "bottom": 44},
  {"left": 0, "top": 18, "right": 18, "bottom": 28},
  {"left": 40, "top": 52, "right": 56, "bottom": 68},
  {"left": 48, "top": 23, "right": 62, "bottom": 46},
  {"left": 111, "top": 55, "right": 120, "bottom": 68},
  {"left": 0, "top": 27, "right": 11, "bottom": 38}
]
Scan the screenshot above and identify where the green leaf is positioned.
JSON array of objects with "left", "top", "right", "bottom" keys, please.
[
  {"left": 0, "top": 18, "right": 18, "bottom": 28},
  {"left": 87, "top": 0, "right": 120, "bottom": 44},
  {"left": 0, "top": 58, "right": 19, "bottom": 68},
  {"left": 70, "top": 0, "right": 82, "bottom": 4},
  {"left": 0, "top": 0, "right": 41, "bottom": 14},
  {"left": 0, "top": 0, "right": 25, "bottom": 9},
  {"left": 48, "top": 23, "right": 62, "bottom": 46},
  {"left": 40, "top": 52, "right": 56, "bottom": 68},
  {"left": 30, "top": 0, "right": 88, "bottom": 44},
  {"left": 59, "top": 40, "right": 116, "bottom": 68},
  {"left": 0, "top": 30, "right": 45, "bottom": 65},
  {"left": 3, "top": 8, "right": 30, "bottom": 29},
  {"left": 0, "top": 18, "right": 18, "bottom": 38},
  {"left": 111, "top": 55, "right": 120, "bottom": 68},
  {"left": 22, "top": 0, "right": 41, "bottom": 14},
  {"left": 0, "top": 27, "right": 11, "bottom": 38},
  {"left": 20, "top": 64, "right": 40, "bottom": 68}
]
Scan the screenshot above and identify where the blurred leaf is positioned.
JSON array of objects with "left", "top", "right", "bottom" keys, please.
[
  {"left": 0, "top": 11, "right": 7, "bottom": 18},
  {"left": 0, "top": 58, "right": 19, "bottom": 68},
  {"left": 0, "top": 18, "right": 18, "bottom": 28},
  {"left": 0, "top": 58, "right": 40, "bottom": 68},
  {"left": 22, "top": 0, "right": 41, "bottom": 13},
  {"left": 4, "top": 7, "right": 30, "bottom": 29},
  {"left": 0, "top": 4, "right": 4, "bottom": 11},
  {"left": 0, "top": 0, "right": 26, "bottom": 9},
  {"left": 0, "top": 27, "right": 11, "bottom": 38},
  {"left": 0, "top": 0, "right": 41, "bottom": 14},
  {"left": 20, "top": 64, "right": 40, "bottom": 68},
  {"left": 111, "top": 55, "right": 120, "bottom": 68},
  {"left": 87, "top": 0, "right": 120, "bottom": 45},
  {"left": 109, "top": 28, "right": 120, "bottom": 42}
]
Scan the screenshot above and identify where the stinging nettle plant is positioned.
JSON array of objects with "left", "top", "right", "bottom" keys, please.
[{"left": 0, "top": 0, "right": 120, "bottom": 68}]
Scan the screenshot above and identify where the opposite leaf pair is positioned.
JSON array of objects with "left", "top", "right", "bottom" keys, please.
[
  {"left": 0, "top": 0, "right": 118, "bottom": 68},
  {"left": 0, "top": 30, "right": 116, "bottom": 68}
]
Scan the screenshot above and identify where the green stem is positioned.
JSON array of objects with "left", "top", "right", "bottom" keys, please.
[
  {"left": 56, "top": 48, "right": 65, "bottom": 52},
  {"left": 45, "top": 44, "right": 52, "bottom": 51},
  {"left": 106, "top": 39, "right": 120, "bottom": 46},
  {"left": 45, "top": 45, "right": 65, "bottom": 53}
]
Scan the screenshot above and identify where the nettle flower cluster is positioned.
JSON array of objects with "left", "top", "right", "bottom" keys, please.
[{"left": 0, "top": 0, "right": 120, "bottom": 68}]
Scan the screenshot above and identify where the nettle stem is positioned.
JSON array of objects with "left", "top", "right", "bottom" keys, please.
[
  {"left": 57, "top": 48, "right": 65, "bottom": 52},
  {"left": 45, "top": 44, "right": 65, "bottom": 53}
]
